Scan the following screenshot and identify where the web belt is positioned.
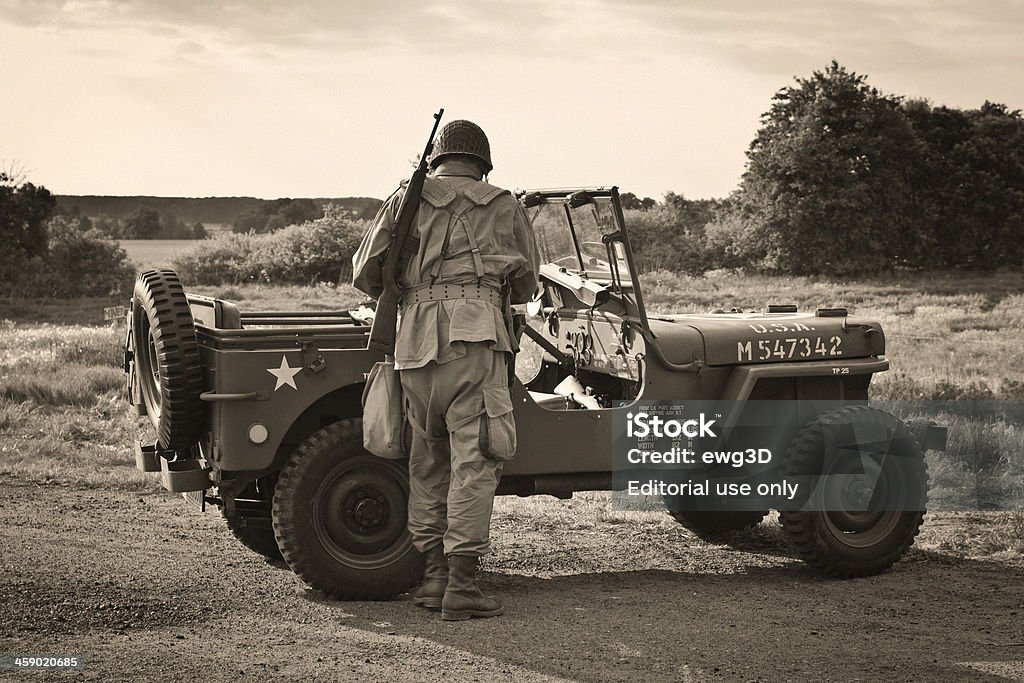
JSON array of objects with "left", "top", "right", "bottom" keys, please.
[{"left": 402, "top": 284, "right": 502, "bottom": 308}]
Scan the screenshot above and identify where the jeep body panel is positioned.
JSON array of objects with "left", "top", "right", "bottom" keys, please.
[{"left": 194, "top": 319, "right": 380, "bottom": 473}]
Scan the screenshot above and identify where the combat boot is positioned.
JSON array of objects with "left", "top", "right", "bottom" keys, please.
[
  {"left": 412, "top": 545, "right": 448, "bottom": 610},
  {"left": 441, "top": 554, "right": 503, "bottom": 621}
]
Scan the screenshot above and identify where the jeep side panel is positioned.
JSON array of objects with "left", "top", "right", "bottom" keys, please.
[{"left": 195, "top": 323, "right": 379, "bottom": 472}]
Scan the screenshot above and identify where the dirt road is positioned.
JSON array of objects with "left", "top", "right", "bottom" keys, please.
[{"left": 1, "top": 480, "right": 1023, "bottom": 682}]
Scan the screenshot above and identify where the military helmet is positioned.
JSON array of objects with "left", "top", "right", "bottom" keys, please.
[{"left": 429, "top": 120, "right": 493, "bottom": 173}]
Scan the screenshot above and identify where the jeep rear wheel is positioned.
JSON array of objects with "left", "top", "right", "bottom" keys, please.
[
  {"left": 666, "top": 510, "right": 768, "bottom": 539},
  {"left": 272, "top": 420, "right": 422, "bottom": 600},
  {"left": 779, "top": 406, "right": 928, "bottom": 578},
  {"left": 131, "top": 269, "right": 204, "bottom": 450},
  {"left": 226, "top": 516, "right": 283, "bottom": 561},
  {"left": 225, "top": 476, "right": 282, "bottom": 561}
]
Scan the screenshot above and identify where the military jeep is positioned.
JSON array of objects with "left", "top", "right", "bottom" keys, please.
[{"left": 123, "top": 186, "right": 942, "bottom": 600}]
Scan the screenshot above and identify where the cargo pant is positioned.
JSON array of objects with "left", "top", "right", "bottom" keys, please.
[{"left": 399, "top": 341, "right": 517, "bottom": 557}]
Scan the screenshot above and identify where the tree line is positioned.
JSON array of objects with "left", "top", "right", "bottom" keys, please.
[
  {"left": 54, "top": 195, "right": 385, "bottom": 235},
  {"left": 57, "top": 199, "right": 322, "bottom": 240},
  {"left": 5, "top": 60, "right": 1022, "bottom": 298},
  {"left": 78, "top": 206, "right": 207, "bottom": 240},
  {"left": 54, "top": 197, "right": 358, "bottom": 239}
]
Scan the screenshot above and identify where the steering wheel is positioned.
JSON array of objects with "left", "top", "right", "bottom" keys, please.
[{"left": 579, "top": 241, "right": 610, "bottom": 268}]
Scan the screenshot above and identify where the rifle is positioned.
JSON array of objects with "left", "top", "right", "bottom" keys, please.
[{"left": 368, "top": 108, "right": 444, "bottom": 355}]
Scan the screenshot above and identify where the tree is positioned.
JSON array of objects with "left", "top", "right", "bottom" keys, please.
[
  {"left": 904, "top": 100, "right": 1024, "bottom": 267},
  {"left": 277, "top": 198, "right": 319, "bottom": 226},
  {"left": 625, "top": 193, "right": 725, "bottom": 274},
  {"left": 620, "top": 192, "right": 658, "bottom": 211},
  {"left": 92, "top": 214, "right": 120, "bottom": 238},
  {"left": 721, "top": 61, "right": 928, "bottom": 274},
  {"left": 43, "top": 215, "right": 134, "bottom": 296},
  {"left": 158, "top": 211, "right": 190, "bottom": 239},
  {"left": 0, "top": 170, "right": 133, "bottom": 297},
  {"left": 193, "top": 222, "right": 207, "bottom": 239},
  {"left": 53, "top": 204, "right": 93, "bottom": 232},
  {"left": 232, "top": 198, "right": 323, "bottom": 234},
  {"left": 232, "top": 209, "right": 264, "bottom": 233},
  {"left": 0, "top": 172, "right": 56, "bottom": 282},
  {"left": 0, "top": 173, "right": 55, "bottom": 258},
  {"left": 122, "top": 207, "right": 162, "bottom": 239}
]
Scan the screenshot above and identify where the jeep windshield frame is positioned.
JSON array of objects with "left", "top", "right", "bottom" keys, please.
[{"left": 518, "top": 186, "right": 652, "bottom": 334}]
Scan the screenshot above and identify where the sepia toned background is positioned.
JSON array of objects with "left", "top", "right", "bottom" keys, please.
[{"left": 2, "top": 2, "right": 1023, "bottom": 681}]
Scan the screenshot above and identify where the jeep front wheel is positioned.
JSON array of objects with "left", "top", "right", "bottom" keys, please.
[
  {"left": 779, "top": 406, "right": 928, "bottom": 578},
  {"left": 272, "top": 420, "right": 422, "bottom": 600}
]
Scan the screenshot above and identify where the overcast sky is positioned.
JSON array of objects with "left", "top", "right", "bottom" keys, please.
[{"left": 2, "top": 1, "right": 1022, "bottom": 201}]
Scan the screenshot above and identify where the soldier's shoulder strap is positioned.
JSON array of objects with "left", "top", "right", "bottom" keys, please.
[
  {"left": 420, "top": 177, "right": 509, "bottom": 209},
  {"left": 420, "top": 176, "right": 458, "bottom": 208},
  {"left": 464, "top": 180, "right": 509, "bottom": 206}
]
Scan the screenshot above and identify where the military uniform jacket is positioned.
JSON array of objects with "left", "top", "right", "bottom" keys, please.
[{"left": 352, "top": 171, "right": 541, "bottom": 370}]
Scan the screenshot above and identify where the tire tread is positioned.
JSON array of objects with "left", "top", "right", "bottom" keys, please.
[
  {"left": 272, "top": 420, "right": 422, "bottom": 601},
  {"left": 132, "top": 268, "right": 204, "bottom": 450},
  {"left": 779, "top": 405, "right": 928, "bottom": 579}
]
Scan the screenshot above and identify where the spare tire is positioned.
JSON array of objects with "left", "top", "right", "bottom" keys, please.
[{"left": 131, "top": 269, "right": 204, "bottom": 450}]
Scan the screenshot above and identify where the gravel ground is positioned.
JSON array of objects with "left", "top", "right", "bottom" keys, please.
[{"left": 2, "top": 480, "right": 1023, "bottom": 682}]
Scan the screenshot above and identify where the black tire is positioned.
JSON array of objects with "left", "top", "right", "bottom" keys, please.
[
  {"left": 272, "top": 420, "right": 422, "bottom": 600},
  {"left": 131, "top": 269, "right": 204, "bottom": 450},
  {"left": 224, "top": 475, "right": 283, "bottom": 560},
  {"left": 779, "top": 406, "right": 928, "bottom": 578},
  {"left": 226, "top": 516, "right": 283, "bottom": 561},
  {"left": 906, "top": 419, "right": 938, "bottom": 452},
  {"left": 667, "top": 510, "right": 768, "bottom": 539}
]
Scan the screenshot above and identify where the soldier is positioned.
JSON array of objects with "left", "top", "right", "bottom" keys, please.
[{"left": 352, "top": 120, "right": 540, "bottom": 620}]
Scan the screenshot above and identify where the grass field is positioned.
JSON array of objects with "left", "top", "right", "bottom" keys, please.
[
  {"left": 120, "top": 239, "right": 202, "bottom": 270},
  {"left": 1, "top": 269, "right": 1022, "bottom": 557}
]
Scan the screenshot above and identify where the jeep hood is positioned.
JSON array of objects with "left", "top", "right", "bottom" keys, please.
[{"left": 647, "top": 312, "right": 885, "bottom": 367}]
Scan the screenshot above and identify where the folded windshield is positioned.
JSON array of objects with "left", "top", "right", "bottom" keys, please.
[{"left": 525, "top": 196, "right": 632, "bottom": 287}]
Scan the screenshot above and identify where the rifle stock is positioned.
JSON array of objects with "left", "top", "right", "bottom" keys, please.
[{"left": 367, "top": 108, "right": 444, "bottom": 355}]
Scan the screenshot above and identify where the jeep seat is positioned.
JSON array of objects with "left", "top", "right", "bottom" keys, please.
[{"left": 187, "top": 295, "right": 243, "bottom": 330}]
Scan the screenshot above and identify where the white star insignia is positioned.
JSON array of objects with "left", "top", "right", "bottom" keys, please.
[{"left": 267, "top": 355, "right": 301, "bottom": 391}]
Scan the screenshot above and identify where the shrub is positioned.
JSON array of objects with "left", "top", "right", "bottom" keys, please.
[
  {"left": 171, "top": 231, "right": 256, "bottom": 284},
  {"left": 249, "top": 210, "right": 368, "bottom": 285},
  {"left": 624, "top": 203, "right": 727, "bottom": 275},
  {"left": 3, "top": 216, "right": 134, "bottom": 298},
  {"left": 45, "top": 217, "right": 135, "bottom": 297},
  {"left": 172, "top": 204, "right": 369, "bottom": 286}
]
